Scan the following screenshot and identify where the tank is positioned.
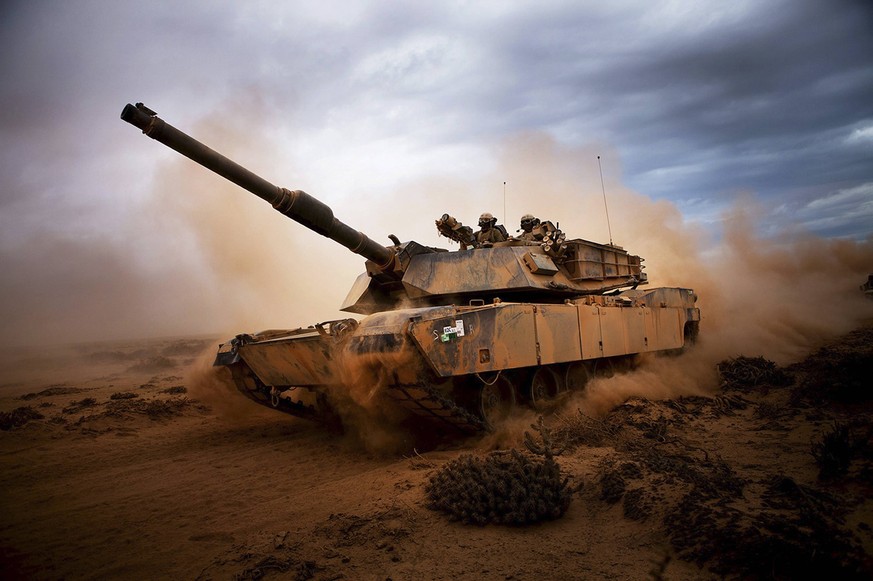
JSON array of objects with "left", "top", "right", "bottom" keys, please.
[{"left": 121, "top": 103, "right": 700, "bottom": 431}]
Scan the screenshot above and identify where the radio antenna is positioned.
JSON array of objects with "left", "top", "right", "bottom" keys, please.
[
  {"left": 503, "top": 181, "right": 507, "bottom": 224},
  {"left": 597, "top": 155, "right": 614, "bottom": 246}
]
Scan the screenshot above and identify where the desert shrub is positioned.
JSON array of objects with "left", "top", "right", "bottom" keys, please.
[
  {"left": 811, "top": 422, "right": 856, "bottom": 479},
  {"left": 717, "top": 356, "right": 791, "bottom": 390},
  {"left": 754, "top": 401, "right": 786, "bottom": 420},
  {"left": 63, "top": 398, "right": 98, "bottom": 414},
  {"left": 623, "top": 488, "right": 651, "bottom": 521},
  {"left": 21, "top": 386, "right": 85, "bottom": 399},
  {"left": 0, "top": 406, "right": 44, "bottom": 430},
  {"left": 425, "top": 449, "right": 572, "bottom": 525},
  {"left": 667, "top": 475, "right": 871, "bottom": 579},
  {"left": 426, "top": 418, "right": 573, "bottom": 525},
  {"left": 107, "top": 397, "right": 191, "bottom": 419},
  {"left": 233, "top": 555, "right": 318, "bottom": 580},
  {"left": 110, "top": 392, "right": 138, "bottom": 400},
  {"left": 142, "top": 398, "right": 190, "bottom": 418},
  {"left": 160, "top": 385, "right": 187, "bottom": 394},
  {"left": 598, "top": 462, "right": 645, "bottom": 510},
  {"left": 551, "top": 409, "right": 620, "bottom": 449},
  {"left": 599, "top": 470, "right": 626, "bottom": 504}
]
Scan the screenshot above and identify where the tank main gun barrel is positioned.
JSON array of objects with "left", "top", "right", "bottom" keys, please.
[{"left": 120, "top": 103, "right": 395, "bottom": 269}]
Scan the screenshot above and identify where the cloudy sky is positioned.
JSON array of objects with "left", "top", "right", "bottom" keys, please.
[{"left": 1, "top": 0, "right": 872, "bottom": 346}]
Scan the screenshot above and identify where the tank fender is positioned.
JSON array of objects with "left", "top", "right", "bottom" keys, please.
[
  {"left": 214, "top": 342, "right": 241, "bottom": 366},
  {"left": 213, "top": 334, "right": 252, "bottom": 366}
]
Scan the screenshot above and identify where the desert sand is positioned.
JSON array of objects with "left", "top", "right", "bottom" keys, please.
[{"left": 1, "top": 326, "right": 871, "bottom": 580}]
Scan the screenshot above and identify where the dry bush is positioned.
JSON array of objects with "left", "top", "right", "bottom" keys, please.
[
  {"left": 427, "top": 420, "right": 573, "bottom": 526},
  {"left": 599, "top": 470, "right": 626, "bottom": 505},
  {"left": 667, "top": 475, "right": 871, "bottom": 579},
  {"left": 754, "top": 401, "right": 788, "bottom": 420},
  {"left": 0, "top": 406, "right": 44, "bottom": 430},
  {"left": 551, "top": 409, "right": 620, "bottom": 449},
  {"left": 63, "top": 398, "right": 98, "bottom": 414},
  {"left": 425, "top": 449, "right": 572, "bottom": 526},
  {"left": 717, "top": 356, "right": 791, "bottom": 390},
  {"left": 811, "top": 421, "right": 858, "bottom": 479},
  {"left": 622, "top": 488, "right": 651, "bottom": 521},
  {"left": 19, "top": 386, "right": 86, "bottom": 400},
  {"left": 233, "top": 555, "right": 318, "bottom": 581},
  {"left": 106, "top": 397, "right": 193, "bottom": 419}
]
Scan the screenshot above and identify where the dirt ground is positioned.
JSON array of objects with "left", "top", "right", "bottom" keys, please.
[{"left": 1, "top": 326, "right": 871, "bottom": 580}]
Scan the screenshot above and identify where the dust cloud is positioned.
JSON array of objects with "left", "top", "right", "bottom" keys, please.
[
  {"left": 184, "top": 348, "right": 278, "bottom": 424},
  {"left": 331, "top": 348, "right": 437, "bottom": 455}
]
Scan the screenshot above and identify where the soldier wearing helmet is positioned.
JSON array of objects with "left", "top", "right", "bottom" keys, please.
[
  {"left": 518, "top": 213, "right": 543, "bottom": 242},
  {"left": 475, "top": 212, "right": 507, "bottom": 246}
]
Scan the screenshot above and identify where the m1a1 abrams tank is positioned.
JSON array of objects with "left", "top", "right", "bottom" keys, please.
[{"left": 121, "top": 102, "right": 700, "bottom": 432}]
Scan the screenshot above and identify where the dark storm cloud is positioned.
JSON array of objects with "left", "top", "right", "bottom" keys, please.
[
  {"left": 612, "top": 1, "right": 873, "bottom": 197},
  {"left": 452, "top": 0, "right": 873, "bottom": 236}
]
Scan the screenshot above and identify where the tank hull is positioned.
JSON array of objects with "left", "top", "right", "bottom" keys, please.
[{"left": 216, "top": 287, "right": 699, "bottom": 431}]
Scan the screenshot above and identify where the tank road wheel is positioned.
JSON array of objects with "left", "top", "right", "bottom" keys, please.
[
  {"left": 564, "top": 362, "right": 590, "bottom": 393},
  {"left": 478, "top": 374, "right": 516, "bottom": 429},
  {"left": 528, "top": 367, "right": 561, "bottom": 409}
]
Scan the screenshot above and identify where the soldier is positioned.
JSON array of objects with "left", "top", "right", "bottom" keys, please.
[
  {"left": 475, "top": 212, "right": 507, "bottom": 246},
  {"left": 518, "top": 213, "right": 543, "bottom": 242}
]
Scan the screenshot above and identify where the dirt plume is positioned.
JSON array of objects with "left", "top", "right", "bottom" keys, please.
[
  {"left": 571, "top": 200, "right": 873, "bottom": 415},
  {"left": 697, "top": 202, "right": 873, "bottom": 360},
  {"left": 332, "top": 349, "right": 429, "bottom": 455},
  {"left": 184, "top": 346, "right": 279, "bottom": 424}
]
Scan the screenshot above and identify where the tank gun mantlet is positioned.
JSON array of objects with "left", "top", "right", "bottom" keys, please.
[{"left": 364, "top": 240, "right": 446, "bottom": 282}]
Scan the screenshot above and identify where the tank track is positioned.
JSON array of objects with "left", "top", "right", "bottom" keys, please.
[
  {"left": 384, "top": 383, "right": 487, "bottom": 434},
  {"left": 228, "top": 362, "right": 337, "bottom": 425},
  {"left": 228, "top": 362, "right": 486, "bottom": 433}
]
